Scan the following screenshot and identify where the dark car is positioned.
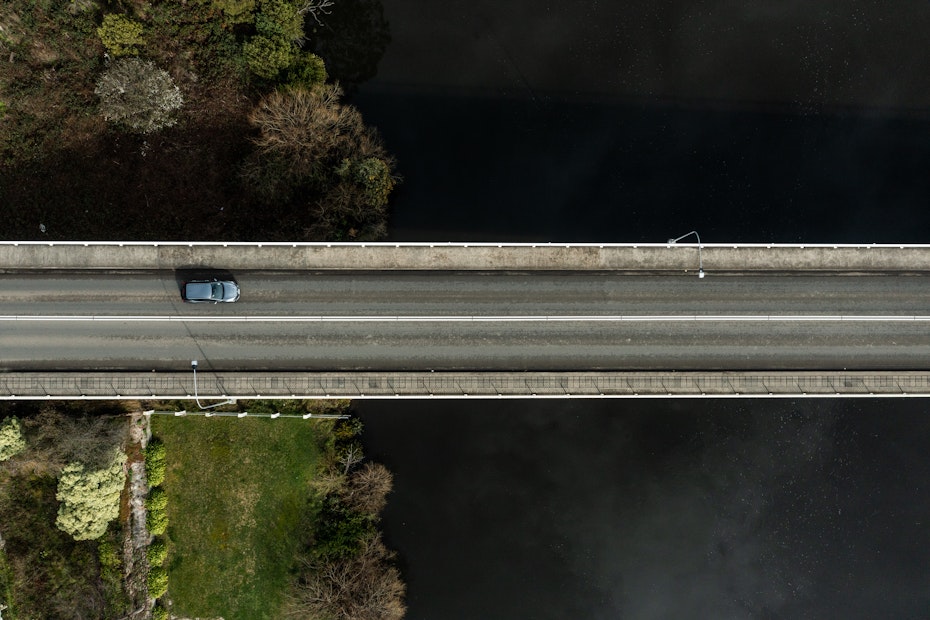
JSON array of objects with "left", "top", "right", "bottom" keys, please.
[{"left": 181, "top": 278, "right": 240, "bottom": 303}]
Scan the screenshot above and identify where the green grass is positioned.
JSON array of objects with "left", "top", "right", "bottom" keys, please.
[{"left": 153, "top": 413, "right": 331, "bottom": 620}]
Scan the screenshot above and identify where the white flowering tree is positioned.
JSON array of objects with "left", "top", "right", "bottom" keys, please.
[
  {"left": 0, "top": 416, "right": 26, "bottom": 461},
  {"left": 95, "top": 58, "right": 183, "bottom": 134},
  {"left": 55, "top": 454, "right": 125, "bottom": 540}
]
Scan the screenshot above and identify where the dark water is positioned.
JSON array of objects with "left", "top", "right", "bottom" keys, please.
[
  {"left": 354, "top": 89, "right": 930, "bottom": 242},
  {"left": 348, "top": 1, "right": 930, "bottom": 617},
  {"left": 355, "top": 399, "right": 930, "bottom": 618}
]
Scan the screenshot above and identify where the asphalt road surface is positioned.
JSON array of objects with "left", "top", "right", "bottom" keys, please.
[{"left": 2, "top": 271, "right": 930, "bottom": 372}]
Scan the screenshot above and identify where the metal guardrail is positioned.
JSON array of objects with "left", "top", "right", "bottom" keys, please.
[
  {"left": 1, "top": 372, "right": 929, "bottom": 399},
  {"left": 0, "top": 241, "right": 928, "bottom": 248}
]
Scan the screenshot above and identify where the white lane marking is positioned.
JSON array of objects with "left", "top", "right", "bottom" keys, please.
[{"left": 2, "top": 315, "right": 930, "bottom": 322}]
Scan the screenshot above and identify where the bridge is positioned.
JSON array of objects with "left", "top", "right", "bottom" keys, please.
[{"left": 3, "top": 240, "right": 930, "bottom": 399}]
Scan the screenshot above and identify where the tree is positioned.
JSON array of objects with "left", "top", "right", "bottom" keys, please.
[
  {"left": 12, "top": 406, "right": 127, "bottom": 475},
  {"left": 336, "top": 156, "right": 396, "bottom": 207},
  {"left": 55, "top": 454, "right": 125, "bottom": 540},
  {"left": 309, "top": 0, "right": 390, "bottom": 91},
  {"left": 334, "top": 417, "right": 364, "bottom": 441},
  {"left": 285, "top": 534, "right": 406, "bottom": 620},
  {"left": 213, "top": 0, "right": 257, "bottom": 23},
  {"left": 248, "top": 84, "right": 367, "bottom": 169},
  {"left": 342, "top": 462, "right": 393, "bottom": 517},
  {"left": 286, "top": 52, "right": 328, "bottom": 89},
  {"left": 243, "top": 34, "right": 295, "bottom": 80},
  {"left": 95, "top": 58, "right": 183, "bottom": 134},
  {"left": 243, "top": 84, "right": 397, "bottom": 239},
  {"left": 96, "top": 14, "right": 144, "bottom": 57},
  {"left": 299, "top": 0, "right": 334, "bottom": 26},
  {"left": 242, "top": 0, "right": 304, "bottom": 79},
  {"left": 307, "top": 177, "right": 390, "bottom": 240},
  {"left": 338, "top": 440, "right": 364, "bottom": 475},
  {"left": 255, "top": 0, "right": 304, "bottom": 42},
  {"left": 0, "top": 416, "right": 26, "bottom": 461}
]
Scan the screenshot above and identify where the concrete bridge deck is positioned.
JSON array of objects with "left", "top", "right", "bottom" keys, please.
[{"left": 5, "top": 241, "right": 930, "bottom": 398}]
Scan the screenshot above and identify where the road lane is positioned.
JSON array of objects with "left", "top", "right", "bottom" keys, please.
[
  {"left": 3, "top": 271, "right": 930, "bottom": 371},
  {"left": 1, "top": 271, "right": 930, "bottom": 316},
  {"left": 3, "top": 316, "right": 930, "bottom": 371}
]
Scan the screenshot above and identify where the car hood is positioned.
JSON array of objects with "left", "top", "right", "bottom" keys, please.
[{"left": 219, "top": 282, "right": 240, "bottom": 302}]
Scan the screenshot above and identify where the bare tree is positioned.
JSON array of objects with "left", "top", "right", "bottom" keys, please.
[
  {"left": 12, "top": 406, "right": 127, "bottom": 475},
  {"left": 285, "top": 534, "right": 406, "bottom": 620},
  {"left": 249, "top": 84, "right": 363, "bottom": 168},
  {"left": 338, "top": 441, "right": 364, "bottom": 475},
  {"left": 342, "top": 462, "right": 392, "bottom": 516},
  {"left": 298, "top": 0, "right": 335, "bottom": 25}
]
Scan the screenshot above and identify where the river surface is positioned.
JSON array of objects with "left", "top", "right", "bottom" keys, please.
[{"left": 349, "top": 1, "right": 930, "bottom": 617}]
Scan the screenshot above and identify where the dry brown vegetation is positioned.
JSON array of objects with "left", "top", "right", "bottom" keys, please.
[
  {"left": 4, "top": 404, "right": 128, "bottom": 475},
  {"left": 286, "top": 534, "right": 406, "bottom": 620},
  {"left": 343, "top": 461, "right": 394, "bottom": 516},
  {"left": 286, "top": 450, "right": 405, "bottom": 620},
  {"left": 242, "top": 83, "right": 397, "bottom": 239}
]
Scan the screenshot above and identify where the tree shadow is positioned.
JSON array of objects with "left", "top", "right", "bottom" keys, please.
[{"left": 309, "top": 0, "right": 391, "bottom": 93}]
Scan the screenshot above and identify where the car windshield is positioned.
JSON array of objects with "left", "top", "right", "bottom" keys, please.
[{"left": 212, "top": 282, "right": 223, "bottom": 298}]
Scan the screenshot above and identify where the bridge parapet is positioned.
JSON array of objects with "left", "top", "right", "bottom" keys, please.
[
  {"left": 1, "top": 371, "right": 928, "bottom": 399},
  {"left": 2, "top": 241, "right": 930, "bottom": 272}
]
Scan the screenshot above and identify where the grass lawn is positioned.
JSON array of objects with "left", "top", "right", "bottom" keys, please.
[{"left": 153, "top": 414, "right": 330, "bottom": 620}]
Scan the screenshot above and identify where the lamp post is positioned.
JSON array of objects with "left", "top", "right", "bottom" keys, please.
[
  {"left": 667, "top": 230, "right": 704, "bottom": 278},
  {"left": 191, "top": 360, "right": 237, "bottom": 411}
]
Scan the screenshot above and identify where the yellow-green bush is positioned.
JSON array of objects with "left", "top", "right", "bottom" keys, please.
[
  {"left": 148, "top": 566, "right": 169, "bottom": 598},
  {"left": 243, "top": 34, "right": 294, "bottom": 79},
  {"left": 213, "top": 0, "right": 257, "bottom": 23},
  {"left": 146, "top": 489, "right": 169, "bottom": 536},
  {"left": 147, "top": 539, "right": 168, "bottom": 566},
  {"left": 144, "top": 438, "right": 167, "bottom": 487},
  {"left": 97, "top": 14, "right": 144, "bottom": 57},
  {"left": 0, "top": 416, "right": 26, "bottom": 461},
  {"left": 286, "top": 52, "right": 328, "bottom": 89},
  {"left": 55, "top": 454, "right": 125, "bottom": 540}
]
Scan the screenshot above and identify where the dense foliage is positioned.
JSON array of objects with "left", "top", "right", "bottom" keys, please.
[
  {"left": 144, "top": 438, "right": 167, "bottom": 487},
  {"left": 0, "top": 0, "right": 395, "bottom": 241},
  {"left": 243, "top": 84, "right": 398, "bottom": 239},
  {"left": 0, "top": 416, "right": 26, "bottom": 461},
  {"left": 146, "top": 487, "right": 169, "bottom": 536},
  {"left": 55, "top": 454, "right": 125, "bottom": 540},
  {"left": 0, "top": 403, "right": 129, "bottom": 619},
  {"left": 97, "top": 14, "right": 144, "bottom": 57},
  {"left": 148, "top": 566, "right": 169, "bottom": 599},
  {"left": 147, "top": 539, "right": 168, "bottom": 566},
  {"left": 285, "top": 417, "right": 406, "bottom": 619}
]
